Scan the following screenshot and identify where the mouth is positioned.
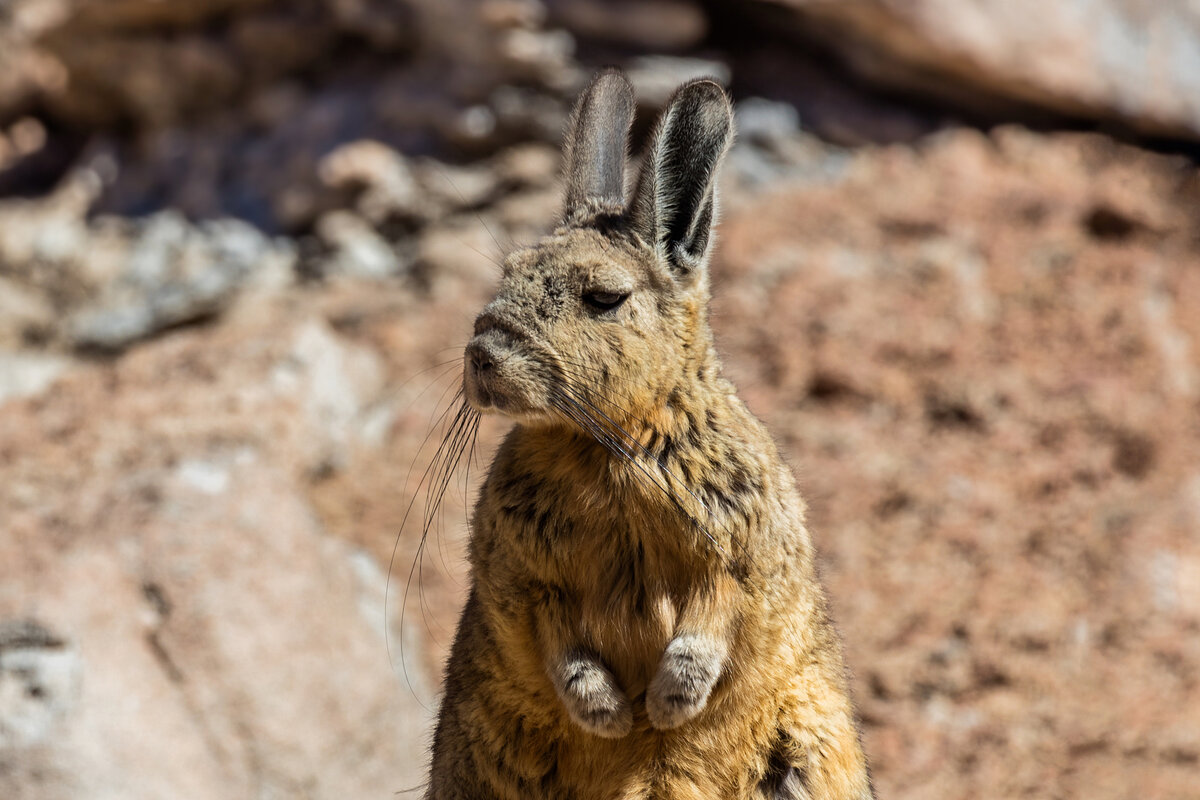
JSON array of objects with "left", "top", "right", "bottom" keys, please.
[
  {"left": 463, "top": 370, "right": 504, "bottom": 413},
  {"left": 463, "top": 337, "right": 543, "bottom": 418},
  {"left": 464, "top": 374, "right": 552, "bottom": 425}
]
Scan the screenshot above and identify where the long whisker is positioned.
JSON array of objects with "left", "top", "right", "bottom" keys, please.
[
  {"left": 557, "top": 380, "right": 732, "bottom": 535},
  {"left": 447, "top": 415, "right": 482, "bottom": 587},
  {"left": 558, "top": 382, "right": 688, "bottom": 486},
  {"left": 552, "top": 391, "right": 728, "bottom": 557},
  {"left": 549, "top": 397, "right": 710, "bottom": 552},
  {"left": 553, "top": 358, "right": 646, "bottom": 410},
  {"left": 386, "top": 382, "right": 469, "bottom": 661},
  {"left": 550, "top": 360, "right": 751, "bottom": 558},
  {"left": 374, "top": 354, "right": 464, "bottom": 407},
  {"left": 386, "top": 387, "right": 475, "bottom": 707},
  {"left": 428, "top": 163, "right": 514, "bottom": 266},
  {"left": 400, "top": 398, "right": 480, "bottom": 704}
]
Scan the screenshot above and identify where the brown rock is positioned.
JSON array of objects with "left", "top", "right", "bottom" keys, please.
[
  {"left": 0, "top": 294, "right": 442, "bottom": 798},
  {"left": 763, "top": 0, "right": 1200, "bottom": 139},
  {"left": 0, "top": 0, "right": 414, "bottom": 127},
  {"left": 714, "top": 127, "right": 1200, "bottom": 797},
  {"left": 318, "top": 140, "right": 422, "bottom": 224},
  {"left": 548, "top": 0, "right": 708, "bottom": 51}
]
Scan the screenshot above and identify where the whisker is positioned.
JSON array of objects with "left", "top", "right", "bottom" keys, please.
[
  {"left": 553, "top": 358, "right": 645, "bottom": 410},
  {"left": 374, "top": 353, "right": 463, "bottom": 407},
  {"left": 399, "top": 399, "right": 479, "bottom": 702},
  {"left": 427, "top": 163, "right": 513, "bottom": 267},
  {"left": 550, "top": 363, "right": 751, "bottom": 561},
  {"left": 557, "top": 385, "right": 723, "bottom": 525},
  {"left": 386, "top": 388, "right": 472, "bottom": 707},
  {"left": 463, "top": 241, "right": 506, "bottom": 272},
  {"left": 449, "top": 415, "right": 482, "bottom": 592},
  {"left": 386, "top": 384, "right": 468, "bottom": 638},
  {"left": 421, "top": 403, "right": 480, "bottom": 610},
  {"left": 423, "top": 407, "right": 477, "bottom": 547},
  {"left": 549, "top": 400, "right": 687, "bottom": 542},
  {"left": 553, "top": 392, "right": 728, "bottom": 557}
]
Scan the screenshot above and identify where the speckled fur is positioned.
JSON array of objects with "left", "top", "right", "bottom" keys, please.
[{"left": 425, "top": 69, "right": 872, "bottom": 800}]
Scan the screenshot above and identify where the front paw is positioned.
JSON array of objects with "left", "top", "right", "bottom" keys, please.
[
  {"left": 646, "top": 633, "right": 727, "bottom": 729},
  {"left": 552, "top": 654, "right": 633, "bottom": 738}
]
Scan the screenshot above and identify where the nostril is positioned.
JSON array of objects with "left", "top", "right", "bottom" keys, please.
[{"left": 468, "top": 342, "right": 494, "bottom": 373}]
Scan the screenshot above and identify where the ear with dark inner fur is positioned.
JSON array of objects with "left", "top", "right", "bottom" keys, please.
[
  {"left": 561, "top": 68, "right": 636, "bottom": 226},
  {"left": 630, "top": 79, "right": 734, "bottom": 281}
]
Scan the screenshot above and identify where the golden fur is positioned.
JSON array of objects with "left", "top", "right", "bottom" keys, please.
[{"left": 425, "top": 70, "right": 872, "bottom": 800}]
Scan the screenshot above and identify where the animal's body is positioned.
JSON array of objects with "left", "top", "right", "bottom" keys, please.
[{"left": 426, "top": 69, "right": 872, "bottom": 800}]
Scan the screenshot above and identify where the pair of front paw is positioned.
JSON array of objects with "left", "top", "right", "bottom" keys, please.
[{"left": 555, "top": 634, "right": 727, "bottom": 738}]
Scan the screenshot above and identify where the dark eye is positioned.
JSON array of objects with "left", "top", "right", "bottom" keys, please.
[{"left": 582, "top": 290, "right": 629, "bottom": 311}]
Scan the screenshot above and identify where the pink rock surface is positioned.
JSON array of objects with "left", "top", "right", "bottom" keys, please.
[{"left": 2, "top": 127, "right": 1199, "bottom": 797}]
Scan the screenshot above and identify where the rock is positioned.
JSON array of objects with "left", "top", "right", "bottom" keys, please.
[
  {"left": 0, "top": 0, "right": 415, "bottom": 127},
  {"left": 726, "top": 98, "right": 852, "bottom": 190},
  {"left": 317, "top": 140, "right": 422, "bottom": 224},
  {"left": 492, "top": 142, "right": 559, "bottom": 189},
  {"left": 0, "top": 277, "right": 55, "bottom": 350},
  {"left": 496, "top": 27, "right": 577, "bottom": 88},
  {"left": 0, "top": 293, "right": 440, "bottom": 799},
  {"left": 0, "top": 118, "right": 47, "bottom": 173},
  {"left": 0, "top": 620, "right": 81, "bottom": 750},
  {"left": 487, "top": 84, "right": 571, "bottom": 144},
  {"left": 492, "top": 186, "right": 560, "bottom": 244},
  {"left": 68, "top": 213, "right": 295, "bottom": 350},
  {"left": 278, "top": 318, "right": 386, "bottom": 470},
  {"left": 415, "top": 216, "right": 506, "bottom": 299},
  {"left": 713, "top": 128, "right": 1200, "bottom": 798},
  {"left": 0, "top": 169, "right": 295, "bottom": 351},
  {"left": 315, "top": 211, "right": 405, "bottom": 279},
  {"left": 2, "top": 2, "right": 1200, "bottom": 797},
  {"left": 548, "top": 0, "right": 708, "bottom": 51},
  {"left": 0, "top": 0, "right": 581, "bottom": 231},
  {"left": 414, "top": 159, "right": 502, "bottom": 212},
  {"left": 737, "top": 97, "right": 802, "bottom": 145},
  {"left": 761, "top": 0, "right": 1200, "bottom": 139},
  {"left": 0, "top": 352, "right": 73, "bottom": 406},
  {"left": 624, "top": 56, "right": 732, "bottom": 109},
  {"left": 0, "top": 168, "right": 98, "bottom": 269},
  {"left": 479, "top": 0, "right": 549, "bottom": 30}
]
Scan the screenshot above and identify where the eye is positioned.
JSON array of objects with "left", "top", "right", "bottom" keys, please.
[{"left": 582, "top": 290, "right": 629, "bottom": 312}]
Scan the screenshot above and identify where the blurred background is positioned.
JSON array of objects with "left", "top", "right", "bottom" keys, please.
[{"left": 1, "top": 0, "right": 1198, "bottom": 797}]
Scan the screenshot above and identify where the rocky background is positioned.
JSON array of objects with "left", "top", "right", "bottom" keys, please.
[{"left": 1, "top": 1, "right": 1198, "bottom": 797}]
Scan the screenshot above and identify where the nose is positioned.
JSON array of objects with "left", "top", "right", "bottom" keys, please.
[{"left": 466, "top": 340, "right": 494, "bottom": 374}]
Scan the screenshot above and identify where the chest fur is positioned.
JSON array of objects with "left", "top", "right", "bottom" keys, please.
[{"left": 481, "top": 467, "right": 714, "bottom": 681}]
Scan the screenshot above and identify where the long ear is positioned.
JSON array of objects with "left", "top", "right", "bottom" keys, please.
[
  {"left": 561, "top": 68, "right": 635, "bottom": 225},
  {"left": 629, "top": 79, "right": 733, "bottom": 281}
]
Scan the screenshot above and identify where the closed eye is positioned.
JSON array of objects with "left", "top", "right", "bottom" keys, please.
[{"left": 582, "top": 290, "right": 629, "bottom": 312}]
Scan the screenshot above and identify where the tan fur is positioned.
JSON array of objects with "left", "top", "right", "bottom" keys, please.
[{"left": 425, "top": 70, "right": 872, "bottom": 800}]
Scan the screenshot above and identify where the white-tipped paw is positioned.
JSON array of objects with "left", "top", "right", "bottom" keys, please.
[
  {"left": 646, "top": 633, "right": 727, "bottom": 729},
  {"left": 552, "top": 654, "right": 633, "bottom": 738}
]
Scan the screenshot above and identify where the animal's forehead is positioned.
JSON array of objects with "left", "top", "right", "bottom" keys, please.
[{"left": 503, "top": 228, "right": 639, "bottom": 282}]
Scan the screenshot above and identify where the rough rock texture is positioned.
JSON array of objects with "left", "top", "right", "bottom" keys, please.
[
  {"left": 307, "top": 129, "right": 1200, "bottom": 797},
  {"left": 763, "top": 0, "right": 1200, "bottom": 138},
  {"left": 1, "top": 1, "right": 1199, "bottom": 797},
  {"left": 0, "top": 170, "right": 295, "bottom": 350},
  {"left": 0, "top": 290, "right": 464, "bottom": 798},
  {"left": 1, "top": 0, "right": 413, "bottom": 127},
  {"left": 0, "top": 0, "right": 584, "bottom": 229},
  {"left": 715, "top": 129, "right": 1200, "bottom": 798},
  {"left": 2, "top": 126, "right": 1184, "bottom": 798}
]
